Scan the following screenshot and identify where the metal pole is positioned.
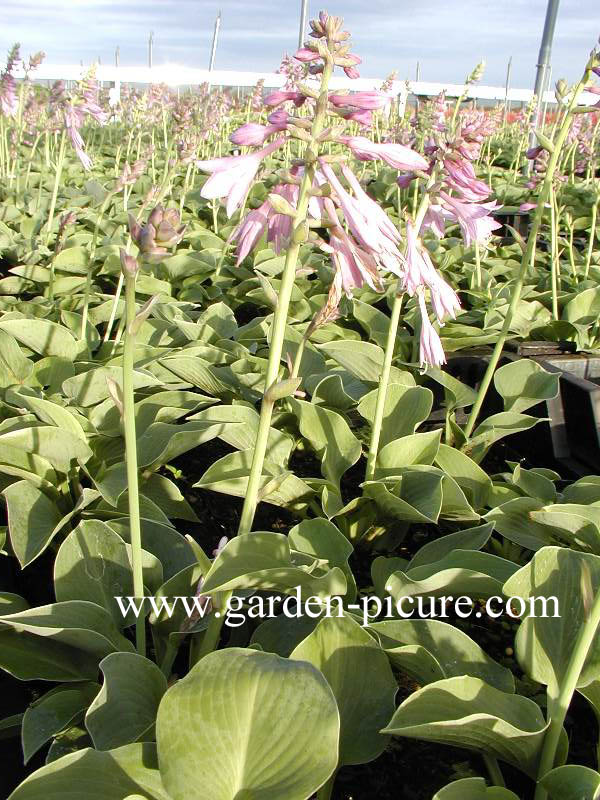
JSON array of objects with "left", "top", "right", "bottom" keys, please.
[
  {"left": 209, "top": 11, "right": 221, "bottom": 72},
  {"left": 503, "top": 55, "right": 512, "bottom": 123},
  {"left": 528, "top": 0, "right": 560, "bottom": 154},
  {"left": 148, "top": 31, "right": 154, "bottom": 69},
  {"left": 298, "top": 0, "right": 308, "bottom": 49},
  {"left": 115, "top": 46, "right": 120, "bottom": 67},
  {"left": 416, "top": 61, "right": 420, "bottom": 81}
]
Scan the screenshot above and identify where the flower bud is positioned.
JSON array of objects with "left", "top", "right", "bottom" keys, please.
[
  {"left": 268, "top": 193, "right": 296, "bottom": 216},
  {"left": 119, "top": 248, "right": 139, "bottom": 278}
]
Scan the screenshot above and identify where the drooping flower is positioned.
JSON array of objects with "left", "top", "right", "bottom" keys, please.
[
  {"left": 230, "top": 122, "right": 280, "bottom": 146},
  {"left": 229, "top": 201, "right": 270, "bottom": 265},
  {"left": 322, "top": 199, "right": 382, "bottom": 295},
  {"left": 264, "top": 90, "right": 306, "bottom": 108},
  {"left": 197, "top": 136, "right": 285, "bottom": 218},
  {"left": 64, "top": 104, "right": 92, "bottom": 170},
  {"left": 329, "top": 90, "right": 389, "bottom": 110},
  {"left": 439, "top": 192, "right": 501, "bottom": 247},
  {"left": 339, "top": 135, "right": 429, "bottom": 171},
  {"left": 443, "top": 157, "right": 492, "bottom": 202},
  {"left": 418, "top": 293, "right": 446, "bottom": 369}
]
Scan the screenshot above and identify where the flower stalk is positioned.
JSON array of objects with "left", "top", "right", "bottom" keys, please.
[
  {"left": 120, "top": 252, "right": 146, "bottom": 656},
  {"left": 464, "top": 71, "right": 589, "bottom": 441}
]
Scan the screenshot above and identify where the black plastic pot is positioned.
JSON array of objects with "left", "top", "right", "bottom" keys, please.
[
  {"left": 536, "top": 354, "right": 600, "bottom": 475},
  {"left": 424, "top": 347, "right": 586, "bottom": 477}
]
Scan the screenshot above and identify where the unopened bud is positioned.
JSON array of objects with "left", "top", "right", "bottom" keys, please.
[
  {"left": 119, "top": 248, "right": 139, "bottom": 278},
  {"left": 129, "top": 294, "right": 160, "bottom": 335},
  {"left": 267, "top": 193, "right": 297, "bottom": 217},
  {"left": 106, "top": 377, "right": 124, "bottom": 416},
  {"left": 293, "top": 221, "right": 310, "bottom": 243},
  {"left": 254, "top": 271, "right": 278, "bottom": 309},
  {"left": 265, "top": 377, "right": 302, "bottom": 404}
]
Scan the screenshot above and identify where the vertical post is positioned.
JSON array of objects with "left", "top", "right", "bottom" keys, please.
[
  {"left": 528, "top": 0, "right": 560, "bottom": 158},
  {"left": 415, "top": 61, "right": 420, "bottom": 81},
  {"left": 503, "top": 55, "right": 512, "bottom": 122},
  {"left": 113, "top": 45, "right": 121, "bottom": 107},
  {"left": 298, "top": 0, "right": 308, "bottom": 49},
  {"left": 209, "top": 11, "right": 221, "bottom": 73},
  {"left": 148, "top": 31, "right": 154, "bottom": 70}
]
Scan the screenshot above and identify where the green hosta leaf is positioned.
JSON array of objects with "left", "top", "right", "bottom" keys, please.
[
  {"left": 22, "top": 683, "right": 99, "bottom": 763},
  {"left": 288, "top": 398, "right": 361, "bottom": 489},
  {"left": 0, "top": 441, "right": 58, "bottom": 486},
  {"left": 26, "top": 356, "right": 75, "bottom": 394},
  {"left": 86, "top": 653, "right": 167, "bottom": 750},
  {"left": 288, "top": 518, "right": 356, "bottom": 602},
  {"left": 156, "top": 648, "right": 339, "bottom": 800},
  {"left": 311, "top": 373, "right": 356, "bottom": 410},
  {"left": 135, "top": 420, "right": 225, "bottom": 468},
  {"left": 250, "top": 614, "right": 322, "bottom": 658},
  {"left": 372, "top": 619, "right": 514, "bottom": 691},
  {"left": 494, "top": 359, "right": 559, "bottom": 414},
  {"left": 435, "top": 444, "right": 492, "bottom": 509},
  {"left": 512, "top": 464, "right": 556, "bottom": 503},
  {"left": 540, "top": 765, "right": 600, "bottom": 800},
  {"left": 0, "top": 329, "right": 33, "bottom": 387},
  {"left": 139, "top": 473, "right": 198, "bottom": 522},
  {"left": 357, "top": 384, "right": 433, "bottom": 447},
  {"left": 291, "top": 615, "right": 396, "bottom": 766},
  {"left": 469, "top": 412, "right": 546, "bottom": 463},
  {"left": 195, "top": 449, "right": 313, "bottom": 510},
  {"left": 7, "top": 743, "right": 170, "bottom": 800},
  {"left": 0, "top": 318, "right": 79, "bottom": 360},
  {"left": 529, "top": 505, "right": 600, "bottom": 554},
  {"left": 383, "top": 676, "right": 548, "bottom": 777},
  {"left": 159, "top": 355, "right": 230, "bottom": 395},
  {"left": 485, "top": 497, "right": 552, "bottom": 550},
  {"left": 62, "top": 366, "right": 161, "bottom": 407},
  {"left": 363, "top": 473, "right": 443, "bottom": 524},
  {"left": 108, "top": 517, "right": 195, "bottom": 582},
  {"left": 202, "top": 532, "right": 346, "bottom": 599},
  {"left": 408, "top": 522, "right": 494, "bottom": 570},
  {"left": 3, "top": 481, "right": 63, "bottom": 567},
  {"left": 191, "top": 403, "right": 292, "bottom": 459},
  {"left": 503, "top": 546, "right": 600, "bottom": 692},
  {"left": 0, "top": 426, "right": 92, "bottom": 473},
  {"left": 0, "top": 601, "right": 134, "bottom": 682},
  {"left": 6, "top": 387, "right": 87, "bottom": 441},
  {"left": 54, "top": 521, "right": 135, "bottom": 629},
  {"left": 434, "top": 777, "right": 520, "bottom": 800},
  {"left": 374, "top": 430, "right": 442, "bottom": 477},
  {"left": 387, "top": 550, "right": 517, "bottom": 604},
  {"left": 318, "top": 339, "right": 384, "bottom": 382},
  {"left": 424, "top": 367, "right": 477, "bottom": 411}
]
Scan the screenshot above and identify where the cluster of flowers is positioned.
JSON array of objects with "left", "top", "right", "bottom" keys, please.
[{"left": 195, "top": 12, "right": 469, "bottom": 368}]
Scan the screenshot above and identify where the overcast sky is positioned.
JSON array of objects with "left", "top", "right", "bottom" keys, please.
[{"left": 2, "top": 1, "right": 599, "bottom": 88}]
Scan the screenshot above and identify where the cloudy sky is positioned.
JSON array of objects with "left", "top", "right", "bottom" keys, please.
[{"left": 2, "top": 0, "right": 599, "bottom": 88}]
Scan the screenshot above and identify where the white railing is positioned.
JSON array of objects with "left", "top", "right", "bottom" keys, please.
[{"left": 17, "top": 63, "right": 599, "bottom": 109}]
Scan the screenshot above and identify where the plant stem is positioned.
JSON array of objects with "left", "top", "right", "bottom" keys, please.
[
  {"left": 533, "top": 580, "right": 600, "bottom": 800},
  {"left": 549, "top": 184, "right": 559, "bottom": 320},
  {"left": 237, "top": 56, "right": 334, "bottom": 537},
  {"left": 483, "top": 755, "right": 505, "bottom": 787},
  {"left": 364, "top": 193, "right": 430, "bottom": 482},
  {"left": 45, "top": 130, "right": 67, "bottom": 246},
  {"left": 364, "top": 293, "right": 402, "bottom": 481},
  {"left": 122, "top": 272, "right": 146, "bottom": 656},
  {"left": 585, "top": 198, "right": 598, "bottom": 279},
  {"left": 464, "top": 76, "right": 587, "bottom": 441}
]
